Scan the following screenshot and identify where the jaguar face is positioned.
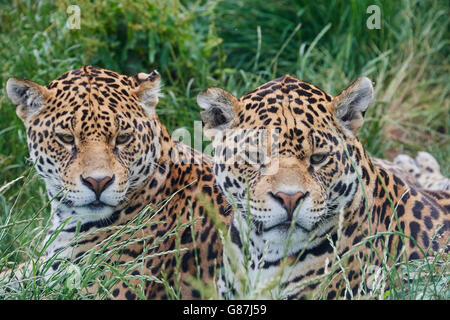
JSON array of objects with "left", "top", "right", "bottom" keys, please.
[
  {"left": 6, "top": 66, "right": 163, "bottom": 221},
  {"left": 198, "top": 76, "right": 373, "bottom": 258}
]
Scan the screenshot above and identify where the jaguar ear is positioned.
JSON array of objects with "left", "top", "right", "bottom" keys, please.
[
  {"left": 197, "top": 87, "right": 239, "bottom": 139},
  {"left": 132, "top": 70, "right": 161, "bottom": 116},
  {"left": 333, "top": 77, "right": 373, "bottom": 136},
  {"left": 6, "top": 78, "right": 49, "bottom": 122}
]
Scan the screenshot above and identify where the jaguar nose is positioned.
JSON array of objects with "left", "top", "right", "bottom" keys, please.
[
  {"left": 270, "top": 191, "right": 307, "bottom": 219},
  {"left": 80, "top": 175, "right": 115, "bottom": 199}
]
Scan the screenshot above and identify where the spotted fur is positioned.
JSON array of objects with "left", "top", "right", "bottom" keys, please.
[
  {"left": 4, "top": 66, "right": 231, "bottom": 299},
  {"left": 198, "top": 75, "right": 449, "bottom": 299},
  {"left": 391, "top": 152, "right": 449, "bottom": 191}
]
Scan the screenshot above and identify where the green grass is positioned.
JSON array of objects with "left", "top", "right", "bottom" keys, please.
[{"left": 0, "top": 0, "right": 448, "bottom": 299}]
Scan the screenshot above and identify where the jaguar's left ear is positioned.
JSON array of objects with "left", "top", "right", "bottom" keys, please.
[
  {"left": 333, "top": 77, "right": 373, "bottom": 136},
  {"left": 132, "top": 70, "right": 161, "bottom": 116}
]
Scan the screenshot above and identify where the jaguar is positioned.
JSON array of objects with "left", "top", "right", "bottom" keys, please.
[
  {"left": 197, "top": 75, "right": 449, "bottom": 299},
  {"left": 3, "top": 66, "right": 231, "bottom": 299}
]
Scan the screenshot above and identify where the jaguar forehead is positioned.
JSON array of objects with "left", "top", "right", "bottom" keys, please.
[
  {"left": 237, "top": 75, "right": 334, "bottom": 129},
  {"left": 42, "top": 67, "right": 145, "bottom": 139}
]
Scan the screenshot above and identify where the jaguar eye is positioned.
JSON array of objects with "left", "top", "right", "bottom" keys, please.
[
  {"left": 310, "top": 153, "right": 327, "bottom": 165},
  {"left": 116, "top": 133, "right": 131, "bottom": 145},
  {"left": 56, "top": 133, "right": 75, "bottom": 145}
]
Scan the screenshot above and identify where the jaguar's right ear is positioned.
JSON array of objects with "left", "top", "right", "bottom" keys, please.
[
  {"left": 6, "top": 78, "right": 49, "bottom": 122},
  {"left": 131, "top": 70, "right": 162, "bottom": 117},
  {"left": 197, "top": 87, "right": 239, "bottom": 139}
]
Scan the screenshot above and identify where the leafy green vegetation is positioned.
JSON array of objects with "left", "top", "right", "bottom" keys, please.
[{"left": 0, "top": 0, "right": 448, "bottom": 299}]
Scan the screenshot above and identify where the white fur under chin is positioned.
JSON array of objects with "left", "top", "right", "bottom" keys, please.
[
  {"left": 219, "top": 213, "right": 337, "bottom": 299},
  {"left": 71, "top": 205, "right": 116, "bottom": 222},
  {"left": 240, "top": 210, "right": 338, "bottom": 262}
]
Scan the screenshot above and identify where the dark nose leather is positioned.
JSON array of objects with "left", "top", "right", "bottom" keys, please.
[
  {"left": 80, "top": 175, "right": 115, "bottom": 199},
  {"left": 271, "top": 191, "right": 306, "bottom": 218}
]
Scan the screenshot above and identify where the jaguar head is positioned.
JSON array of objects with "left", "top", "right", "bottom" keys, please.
[{"left": 198, "top": 75, "right": 373, "bottom": 258}]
